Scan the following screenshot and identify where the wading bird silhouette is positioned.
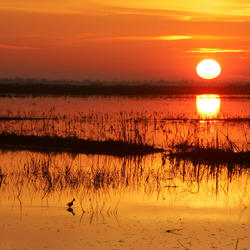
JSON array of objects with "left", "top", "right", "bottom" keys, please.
[{"left": 67, "top": 198, "right": 75, "bottom": 208}]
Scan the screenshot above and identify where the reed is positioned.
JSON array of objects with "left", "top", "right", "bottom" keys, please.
[
  {"left": 0, "top": 110, "right": 249, "bottom": 150},
  {"left": 1, "top": 153, "right": 249, "bottom": 211}
]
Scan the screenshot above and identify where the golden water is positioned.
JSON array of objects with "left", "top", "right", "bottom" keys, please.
[{"left": 0, "top": 95, "right": 249, "bottom": 249}]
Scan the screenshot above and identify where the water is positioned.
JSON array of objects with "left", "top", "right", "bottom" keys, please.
[{"left": 0, "top": 95, "right": 249, "bottom": 249}]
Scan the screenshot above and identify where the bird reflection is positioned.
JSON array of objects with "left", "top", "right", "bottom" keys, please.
[{"left": 67, "top": 207, "right": 75, "bottom": 216}]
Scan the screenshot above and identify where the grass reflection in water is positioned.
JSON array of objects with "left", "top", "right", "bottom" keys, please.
[
  {"left": 0, "top": 151, "right": 249, "bottom": 221},
  {"left": 0, "top": 101, "right": 249, "bottom": 222}
]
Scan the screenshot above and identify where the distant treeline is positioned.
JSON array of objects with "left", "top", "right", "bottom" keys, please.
[{"left": 0, "top": 78, "right": 250, "bottom": 97}]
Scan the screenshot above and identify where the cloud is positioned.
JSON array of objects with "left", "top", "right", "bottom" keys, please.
[
  {"left": 0, "top": 44, "right": 37, "bottom": 50},
  {"left": 111, "top": 35, "right": 192, "bottom": 41},
  {"left": 101, "top": 6, "right": 199, "bottom": 21},
  {"left": 100, "top": 0, "right": 250, "bottom": 20},
  {"left": 186, "top": 48, "right": 248, "bottom": 53},
  {"left": 1, "top": 1, "right": 250, "bottom": 21},
  {"left": 47, "top": 34, "right": 193, "bottom": 45},
  {"left": 155, "top": 36, "right": 192, "bottom": 40},
  {"left": 0, "top": 1, "right": 98, "bottom": 15},
  {"left": 97, "top": 1, "right": 250, "bottom": 23}
]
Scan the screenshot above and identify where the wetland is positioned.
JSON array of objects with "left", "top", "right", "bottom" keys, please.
[{"left": 0, "top": 88, "right": 249, "bottom": 249}]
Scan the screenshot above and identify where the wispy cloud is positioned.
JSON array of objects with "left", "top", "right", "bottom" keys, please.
[
  {"left": 49, "top": 34, "right": 193, "bottom": 45},
  {"left": 1, "top": 1, "right": 250, "bottom": 21},
  {"left": 0, "top": 44, "right": 36, "bottom": 50},
  {"left": 75, "top": 34, "right": 250, "bottom": 43},
  {"left": 186, "top": 48, "right": 248, "bottom": 53},
  {"left": 100, "top": 0, "right": 250, "bottom": 21},
  {"left": 102, "top": 6, "right": 199, "bottom": 21},
  {"left": 23, "top": 33, "right": 193, "bottom": 47},
  {"left": 112, "top": 35, "right": 192, "bottom": 41},
  {"left": 0, "top": 1, "right": 99, "bottom": 15},
  {"left": 155, "top": 36, "right": 192, "bottom": 40}
]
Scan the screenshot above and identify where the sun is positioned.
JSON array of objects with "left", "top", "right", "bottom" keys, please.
[{"left": 196, "top": 59, "right": 221, "bottom": 79}]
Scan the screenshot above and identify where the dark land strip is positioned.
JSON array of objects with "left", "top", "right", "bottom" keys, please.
[
  {"left": 0, "top": 82, "right": 250, "bottom": 97},
  {"left": 0, "top": 133, "right": 164, "bottom": 156},
  {"left": 167, "top": 148, "right": 250, "bottom": 166},
  {"left": 0, "top": 116, "right": 249, "bottom": 123}
]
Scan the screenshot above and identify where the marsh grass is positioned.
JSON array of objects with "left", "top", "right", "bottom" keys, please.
[
  {"left": 0, "top": 94, "right": 249, "bottom": 222},
  {"left": 0, "top": 110, "right": 249, "bottom": 149},
  {"left": 0, "top": 153, "right": 249, "bottom": 220},
  {"left": 165, "top": 126, "right": 249, "bottom": 166},
  {"left": 0, "top": 109, "right": 249, "bottom": 163}
]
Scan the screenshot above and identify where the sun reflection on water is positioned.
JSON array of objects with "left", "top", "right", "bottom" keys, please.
[{"left": 196, "top": 94, "right": 221, "bottom": 118}]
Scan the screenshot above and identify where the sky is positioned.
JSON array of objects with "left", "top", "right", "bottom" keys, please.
[{"left": 0, "top": 0, "right": 250, "bottom": 81}]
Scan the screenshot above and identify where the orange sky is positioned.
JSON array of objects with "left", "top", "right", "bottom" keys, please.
[{"left": 0, "top": 0, "right": 250, "bottom": 80}]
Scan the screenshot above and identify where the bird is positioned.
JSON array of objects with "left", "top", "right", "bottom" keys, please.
[{"left": 67, "top": 198, "right": 75, "bottom": 207}]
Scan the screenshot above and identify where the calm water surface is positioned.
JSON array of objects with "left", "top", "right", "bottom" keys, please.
[{"left": 0, "top": 95, "right": 249, "bottom": 249}]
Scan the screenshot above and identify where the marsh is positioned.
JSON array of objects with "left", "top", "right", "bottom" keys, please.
[{"left": 0, "top": 93, "right": 249, "bottom": 249}]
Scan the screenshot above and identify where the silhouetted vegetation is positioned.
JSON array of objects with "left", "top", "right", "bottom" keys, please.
[
  {"left": 1, "top": 152, "right": 249, "bottom": 218},
  {"left": 167, "top": 146, "right": 250, "bottom": 166},
  {"left": 0, "top": 116, "right": 55, "bottom": 121},
  {"left": 0, "top": 132, "right": 164, "bottom": 156},
  {"left": 0, "top": 86, "right": 249, "bottom": 222}
]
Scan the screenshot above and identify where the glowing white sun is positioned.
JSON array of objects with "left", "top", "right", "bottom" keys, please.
[{"left": 196, "top": 59, "right": 221, "bottom": 79}]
